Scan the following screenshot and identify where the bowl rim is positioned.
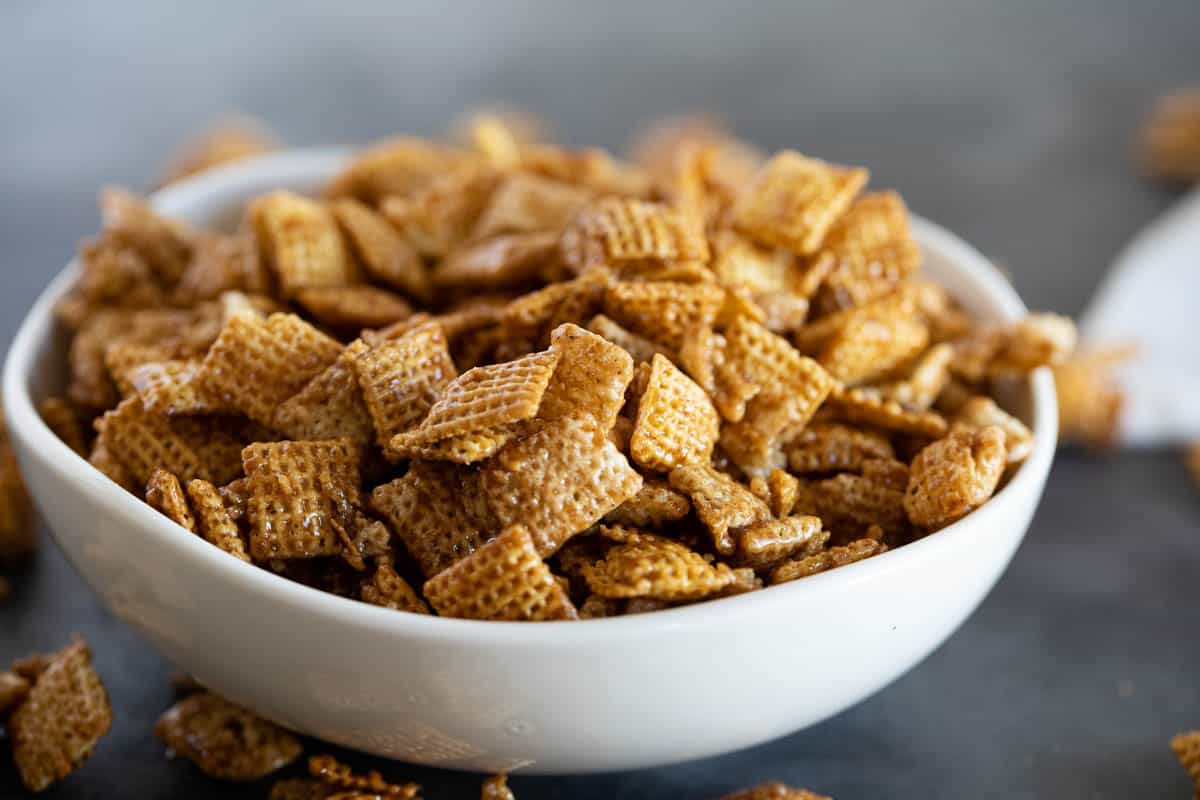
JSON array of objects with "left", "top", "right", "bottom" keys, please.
[{"left": 1, "top": 148, "right": 1058, "bottom": 644}]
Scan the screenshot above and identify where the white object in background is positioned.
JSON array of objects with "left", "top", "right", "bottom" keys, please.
[
  {"left": 1080, "top": 188, "right": 1200, "bottom": 447},
  {"left": 2, "top": 151, "right": 1057, "bottom": 774}
]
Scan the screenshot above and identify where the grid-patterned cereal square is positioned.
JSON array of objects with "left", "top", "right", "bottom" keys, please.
[
  {"left": 877, "top": 342, "right": 953, "bottom": 412},
  {"left": 904, "top": 426, "right": 1008, "bottom": 530},
  {"left": 332, "top": 197, "right": 430, "bottom": 302},
  {"left": 387, "top": 422, "right": 523, "bottom": 464},
  {"left": 538, "top": 323, "right": 634, "bottom": 432},
  {"left": 586, "top": 314, "right": 663, "bottom": 364},
  {"left": 379, "top": 164, "right": 500, "bottom": 257},
  {"left": 810, "top": 464, "right": 909, "bottom": 538},
  {"left": 361, "top": 557, "right": 430, "bottom": 614},
  {"left": 630, "top": 353, "right": 719, "bottom": 472},
  {"left": 814, "top": 191, "right": 921, "bottom": 313},
  {"left": 951, "top": 395, "right": 1034, "bottom": 464},
  {"left": 482, "top": 411, "right": 643, "bottom": 557},
  {"left": 96, "top": 397, "right": 213, "bottom": 485},
  {"left": 154, "top": 692, "right": 302, "bottom": 781},
  {"left": 352, "top": 324, "right": 457, "bottom": 447},
  {"left": 604, "top": 478, "right": 691, "bottom": 528},
  {"left": 39, "top": 397, "right": 88, "bottom": 456},
  {"left": 249, "top": 191, "right": 357, "bottom": 297},
  {"left": 127, "top": 359, "right": 228, "bottom": 416},
  {"left": 826, "top": 385, "right": 949, "bottom": 438},
  {"left": 732, "top": 150, "right": 868, "bottom": 255},
  {"left": 423, "top": 525, "right": 578, "bottom": 621},
  {"left": 582, "top": 533, "right": 736, "bottom": 601},
  {"left": 432, "top": 232, "right": 557, "bottom": 291},
  {"left": 146, "top": 469, "right": 195, "bottom": 532},
  {"left": 473, "top": 172, "right": 592, "bottom": 239},
  {"left": 668, "top": 464, "right": 771, "bottom": 555},
  {"left": 602, "top": 280, "right": 724, "bottom": 351},
  {"left": 243, "top": 439, "right": 362, "bottom": 560},
  {"left": 770, "top": 538, "right": 883, "bottom": 585},
  {"left": 786, "top": 422, "right": 895, "bottom": 474},
  {"left": 187, "top": 479, "right": 252, "bottom": 562},
  {"left": 559, "top": 197, "right": 709, "bottom": 274},
  {"left": 819, "top": 310, "right": 928, "bottom": 385},
  {"left": 735, "top": 515, "right": 826, "bottom": 571},
  {"left": 326, "top": 136, "right": 466, "bottom": 202},
  {"left": 274, "top": 342, "right": 375, "bottom": 445},
  {"left": 295, "top": 286, "right": 413, "bottom": 332}
]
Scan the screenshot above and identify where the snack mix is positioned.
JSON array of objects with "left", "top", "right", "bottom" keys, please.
[{"left": 39, "top": 112, "right": 1073, "bottom": 625}]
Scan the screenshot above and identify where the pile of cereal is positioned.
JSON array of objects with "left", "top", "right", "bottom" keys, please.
[{"left": 42, "top": 113, "right": 1074, "bottom": 622}]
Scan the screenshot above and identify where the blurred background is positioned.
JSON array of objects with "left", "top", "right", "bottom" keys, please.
[{"left": 2, "top": 1, "right": 1198, "bottom": 798}]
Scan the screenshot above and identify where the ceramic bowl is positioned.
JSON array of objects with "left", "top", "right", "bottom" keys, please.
[{"left": 2, "top": 149, "right": 1057, "bottom": 775}]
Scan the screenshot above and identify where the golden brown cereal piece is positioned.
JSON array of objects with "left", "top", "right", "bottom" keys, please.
[
  {"left": 1140, "top": 89, "right": 1200, "bottom": 183},
  {"left": 735, "top": 515, "right": 826, "bottom": 571},
  {"left": 770, "top": 538, "right": 883, "bottom": 585},
  {"left": 370, "top": 460, "right": 497, "bottom": 578},
  {"left": 754, "top": 292, "right": 810, "bottom": 335},
  {"left": 457, "top": 107, "right": 547, "bottom": 164},
  {"left": 10, "top": 653, "right": 52, "bottom": 681},
  {"left": 104, "top": 341, "right": 178, "bottom": 398},
  {"left": 274, "top": 342, "right": 375, "bottom": 445},
  {"left": 127, "top": 359, "right": 229, "bottom": 416},
  {"left": 719, "top": 316, "right": 820, "bottom": 407},
  {"left": 709, "top": 230, "right": 796, "bottom": 294},
  {"left": 483, "top": 411, "right": 643, "bottom": 557},
  {"left": 481, "top": 772, "right": 516, "bottom": 800},
  {"left": 989, "top": 312, "right": 1077, "bottom": 376},
  {"left": 387, "top": 423, "right": 524, "bottom": 465},
  {"left": 155, "top": 691, "right": 302, "bottom": 782},
  {"left": 328, "top": 135, "right": 468, "bottom": 202},
  {"left": 269, "top": 778, "right": 335, "bottom": 800},
  {"left": 380, "top": 164, "right": 500, "bottom": 257},
  {"left": 353, "top": 324, "right": 457, "bottom": 447},
  {"left": 583, "top": 533, "right": 737, "bottom": 601},
  {"left": 602, "top": 280, "right": 724, "bottom": 351},
  {"left": 669, "top": 464, "right": 772, "bottom": 555},
  {"left": 587, "top": 314, "right": 663, "bottom": 364},
  {"left": 604, "top": 478, "right": 691, "bottom": 528},
  {"left": 1053, "top": 347, "right": 1130, "bottom": 449},
  {"left": 99, "top": 187, "right": 193, "bottom": 283},
  {"left": 787, "top": 422, "right": 896, "bottom": 474},
  {"left": 719, "top": 781, "right": 831, "bottom": 800},
  {"left": 904, "top": 426, "right": 1008, "bottom": 530},
  {"left": 499, "top": 271, "right": 603, "bottom": 346},
  {"left": 173, "top": 231, "right": 272, "bottom": 305},
  {"left": 145, "top": 469, "right": 196, "bottom": 533},
  {"left": 250, "top": 191, "right": 357, "bottom": 297},
  {"left": 399, "top": 350, "right": 558, "bottom": 443},
  {"left": 433, "top": 232, "right": 557, "bottom": 290},
  {"left": 159, "top": 116, "right": 278, "bottom": 185},
  {"left": 308, "top": 754, "right": 422, "bottom": 799},
  {"left": 764, "top": 469, "right": 801, "bottom": 518},
  {"left": 361, "top": 557, "right": 430, "bottom": 614},
  {"left": 1171, "top": 730, "right": 1200, "bottom": 795},
  {"left": 814, "top": 191, "right": 921, "bottom": 313},
  {"left": 96, "top": 397, "right": 217, "bottom": 485},
  {"left": 67, "top": 311, "right": 137, "bottom": 409},
  {"left": 876, "top": 342, "right": 953, "bottom": 412},
  {"left": 332, "top": 197, "right": 431, "bottom": 302},
  {"left": 559, "top": 196, "right": 708, "bottom": 274},
  {"left": 88, "top": 441, "right": 137, "bottom": 493},
  {"left": 0, "top": 670, "right": 31, "bottom": 715},
  {"left": 631, "top": 354, "right": 719, "bottom": 472},
  {"left": 808, "top": 461, "right": 909, "bottom": 538},
  {"left": 733, "top": 150, "right": 868, "bottom": 255},
  {"left": 295, "top": 286, "right": 413, "bottom": 332},
  {"left": 8, "top": 639, "right": 112, "bottom": 793},
  {"left": 473, "top": 172, "right": 592, "bottom": 239},
  {"left": 826, "top": 385, "right": 949, "bottom": 438},
  {"left": 578, "top": 594, "right": 624, "bottom": 618},
  {"left": 197, "top": 311, "right": 343, "bottom": 429},
  {"left": 951, "top": 396, "right": 1034, "bottom": 464},
  {"left": 538, "top": 323, "right": 635, "bottom": 431},
  {"left": 243, "top": 439, "right": 362, "bottom": 560},
  {"left": 819, "top": 309, "right": 929, "bottom": 385},
  {"left": 424, "top": 524, "right": 578, "bottom": 621},
  {"left": 187, "top": 479, "right": 252, "bottom": 563},
  {"left": 39, "top": 397, "right": 87, "bottom": 455}
]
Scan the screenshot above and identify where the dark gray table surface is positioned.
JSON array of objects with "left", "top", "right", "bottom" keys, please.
[{"left": 2, "top": 2, "right": 1198, "bottom": 797}]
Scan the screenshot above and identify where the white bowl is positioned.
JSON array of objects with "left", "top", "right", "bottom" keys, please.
[{"left": 2, "top": 150, "right": 1057, "bottom": 775}]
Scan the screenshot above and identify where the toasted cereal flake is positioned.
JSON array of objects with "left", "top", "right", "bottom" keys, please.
[
  {"left": 380, "top": 164, "right": 500, "bottom": 257},
  {"left": 274, "top": 342, "right": 375, "bottom": 445},
  {"left": 308, "top": 754, "right": 422, "bottom": 798},
  {"left": 733, "top": 151, "right": 868, "bottom": 255},
  {"left": 559, "top": 197, "right": 708, "bottom": 274},
  {"left": 127, "top": 359, "right": 228, "bottom": 416},
  {"left": 361, "top": 557, "right": 430, "bottom": 614},
  {"left": 904, "top": 427, "right": 1008, "bottom": 530},
  {"left": 1053, "top": 347, "right": 1129, "bottom": 449},
  {"left": 734, "top": 515, "right": 825, "bottom": 571},
  {"left": 809, "top": 463, "right": 909, "bottom": 538},
  {"left": 187, "top": 479, "right": 252, "bottom": 562},
  {"left": 88, "top": 441, "right": 137, "bottom": 493},
  {"left": 710, "top": 230, "right": 796, "bottom": 294},
  {"left": 249, "top": 191, "right": 356, "bottom": 297},
  {"left": 387, "top": 422, "right": 524, "bottom": 464},
  {"left": 328, "top": 136, "right": 468, "bottom": 202},
  {"left": 500, "top": 269, "right": 610, "bottom": 347},
  {"left": 483, "top": 411, "right": 643, "bottom": 556},
  {"left": 630, "top": 354, "right": 719, "bottom": 472},
  {"left": 332, "top": 198, "right": 430, "bottom": 301},
  {"left": 219, "top": 477, "right": 250, "bottom": 522},
  {"left": 370, "top": 461, "right": 497, "bottom": 577},
  {"left": 474, "top": 172, "right": 593, "bottom": 239},
  {"left": 754, "top": 292, "right": 810, "bottom": 335},
  {"left": 668, "top": 464, "right": 771, "bottom": 555},
  {"left": 352, "top": 324, "right": 457, "bottom": 447},
  {"left": 826, "top": 385, "right": 949, "bottom": 438},
  {"left": 481, "top": 772, "right": 516, "bottom": 800},
  {"left": 174, "top": 231, "right": 270, "bottom": 304},
  {"left": 433, "top": 231, "right": 557, "bottom": 290},
  {"left": 243, "top": 439, "right": 362, "bottom": 560},
  {"left": 96, "top": 397, "right": 214, "bottom": 485},
  {"left": 787, "top": 421, "right": 895, "bottom": 474},
  {"left": 197, "top": 311, "right": 343, "bottom": 429},
  {"left": 100, "top": 187, "right": 192, "bottom": 283},
  {"left": 146, "top": 469, "right": 196, "bottom": 532},
  {"left": 770, "top": 538, "right": 883, "bottom": 585},
  {"left": 8, "top": 639, "right": 112, "bottom": 793},
  {"left": 403, "top": 350, "right": 559, "bottom": 443},
  {"left": 766, "top": 468, "right": 802, "bottom": 517},
  {"left": 877, "top": 342, "right": 953, "bottom": 412},
  {"left": 602, "top": 280, "right": 724, "bottom": 351},
  {"left": 39, "top": 397, "right": 87, "bottom": 455},
  {"left": 720, "top": 781, "right": 832, "bottom": 800},
  {"left": 0, "top": 671, "right": 31, "bottom": 715},
  {"left": 951, "top": 395, "right": 1034, "bottom": 464},
  {"left": 814, "top": 191, "right": 921, "bottom": 313},
  {"left": 793, "top": 286, "right": 918, "bottom": 355},
  {"left": 296, "top": 286, "right": 413, "bottom": 331},
  {"left": 538, "top": 323, "right": 635, "bottom": 431},
  {"left": 721, "top": 315, "right": 821, "bottom": 394},
  {"left": 990, "top": 313, "right": 1077, "bottom": 375},
  {"left": 424, "top": 524, "right": 578, "bottom": 621},
  {"left": 104, "top": 341, "right": 177, "bottom": 398},
  {"left": 604, "top": 478, "right": 691, "bottom": 528},
  {"left": 583, "top": 533, "right": 736, "bottom": 601},
  {"left": 586, "top": 314, "right": 663, "bottom": 364},
  {"left": 819, "top": 309, "right": 928, "bottom": 385},
  {"left": 155, "top": 692, "right": 301, "bottom": 781},
  {"left": 1171, "top": 731, "right": 1200, "bottom": 795}
]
